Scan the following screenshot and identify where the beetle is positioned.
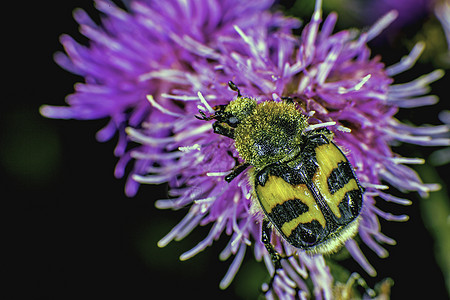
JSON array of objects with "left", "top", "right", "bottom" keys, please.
[{"left": 197, "top": 81, "right": 364, "bottom": 267}]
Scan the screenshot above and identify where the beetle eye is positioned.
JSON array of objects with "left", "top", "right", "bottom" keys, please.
[{"left": 228, "top": 116, "right": 239, "bottom": 126}]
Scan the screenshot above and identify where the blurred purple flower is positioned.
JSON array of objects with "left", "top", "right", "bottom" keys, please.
[
  {"left": 436, "top": 0, "right": 450, "bottom": 51},
  {"left": 362, "top": 0, "right": 433, "bottom": 29},
  {"left": 41, "top": 0, "right": 449, "bottom": 298},
  {"left": 429, "top": 110, "right": 450, "bottom": 165}
]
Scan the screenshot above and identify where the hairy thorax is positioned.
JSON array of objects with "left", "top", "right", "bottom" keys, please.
[{"left": 234, "top": 101, "right": 307, "bottom": 170}]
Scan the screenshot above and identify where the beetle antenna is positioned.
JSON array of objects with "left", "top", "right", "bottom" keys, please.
[
  {"left": 228, "top": 81, "right": 241, "bottom": 97},
  {"left": 195, "top": 110, "right": 214, "bottom": 121}
]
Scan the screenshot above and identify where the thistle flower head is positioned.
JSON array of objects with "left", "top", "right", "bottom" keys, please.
[{"left": 41, "top": 0, "right": 449, "bottom": 298}]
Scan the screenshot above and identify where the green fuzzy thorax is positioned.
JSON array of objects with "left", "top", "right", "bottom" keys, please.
[
  {"left": 224, "top": 96, "right": 257, "bottom": 121},
  {"left": 234, "top": 101, "right": 308, "bottom": 170}
]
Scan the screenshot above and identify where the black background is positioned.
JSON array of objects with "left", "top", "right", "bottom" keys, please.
[{"left": 3, "top": 1, "right": 448, "bottom": 299}]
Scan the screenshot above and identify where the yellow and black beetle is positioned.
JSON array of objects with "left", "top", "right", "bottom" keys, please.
[{"left": 197, "top": 82, "right": 363, "bottom": 266}]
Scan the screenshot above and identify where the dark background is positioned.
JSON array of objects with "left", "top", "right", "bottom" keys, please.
[{"left": 3, "top": 1, "right": 449, "bottom": 299}]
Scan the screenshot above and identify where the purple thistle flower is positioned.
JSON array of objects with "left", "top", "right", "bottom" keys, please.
[
  {"left": 436, "top": 0, "right": 450, "bottom": 63},
  {"left": 41, "top": 0, "right": 450, "bottom": 298}
]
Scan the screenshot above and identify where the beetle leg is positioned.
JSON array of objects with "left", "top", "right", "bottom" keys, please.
[
  {"left": 261, "top": 219, "right": 285, "bottom": 297},
  {"left": 261, "top": 219, "right": 282, "bottom": 270},
  {"left": 305, "top": 129, "right": 334, "bottom": 141},
  {"left": 280, "top": 96, "right": 294, "bottom": 104},
  {"left": 212, "top": 122, "right": 235, "bottom": 139},
  {"left": 224, "top": 162, "right": 250, "bottom": 182}
]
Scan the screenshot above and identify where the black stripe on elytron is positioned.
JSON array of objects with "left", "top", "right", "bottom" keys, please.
[
  {"left": 286, "top": 219, "right": 326, "bottom": 248},
  {"left": 300, "top": 168, "right": 340, "bottom": 232},
  {"left": 337, "top": 189, "right": 363, "bottom": 221},
  {"left": 327, "top": 161, "right": 355, "bottom": 195},
  {"left": 267, "top": 198, "right": 309, "bottom": 229}
]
